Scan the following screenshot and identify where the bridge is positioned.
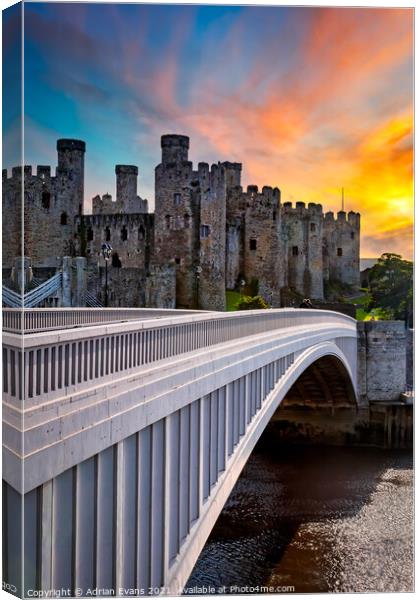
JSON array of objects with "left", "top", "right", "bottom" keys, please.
[{"left": 2, "top": 307, "right": 358, "bottom": 596}]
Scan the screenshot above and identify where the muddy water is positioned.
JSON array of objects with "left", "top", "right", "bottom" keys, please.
[{"left": 186, "top": 443, "right": 413, "bottom": 593}]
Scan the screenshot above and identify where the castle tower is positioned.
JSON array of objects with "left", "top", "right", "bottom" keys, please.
[
  {"left": 282, "top": 202, "right": 324, "bottom": 300},
  {"left": 0, "top": 139, "right": 86, "bottom": 269},
  {"left": 323, "top": 210, "right": 360, "bottom": 289},
  {"left": 161, "top": 134, "right": 189, "bottom": 165},
  {"left": 199, "top": 163, "right": 227, "bottom": 311},
  {"left": 154, "top": 134, "right": 198, "bottom": 308},
  {"left": 115, "top": 165, "right": 138, "bottom": 208},
  {"left": 244, "top": 185, "right": 283, "bottom": 306},
  {"left": 56, "top": 138, "right": 85, "bottom": 215}
]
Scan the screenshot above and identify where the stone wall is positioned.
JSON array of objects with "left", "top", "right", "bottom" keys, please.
[
  {"left": 323, "top": 210, "right": 360, "bottom": 288},
  {"left": 199, "top": 163, "right": 226, "bottom": 311},
  {"left": 282, "top": 202, "right": 324, "bottom": 300},
  {"left": 244, "top": 186, "right": 283, "bottom": 307},
  {"left": 77, "top": 213, "right": 154, "bottom": 269},
  {"left": 154, "top": 135, "right": 199, "bottom": 309},
  {"left": 92, "top": 165, "right": 148, "bottom": 214},
  {"left": 2, "top": 139, "right": 85, "bottom": 268},
  {"left": 357, "top": 321, "right": 407, "bottom": 403}
]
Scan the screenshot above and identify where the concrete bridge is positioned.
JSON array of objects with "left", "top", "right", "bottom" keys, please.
[{"left": 2, "top": 307, "right": 359, "bottom": 596}]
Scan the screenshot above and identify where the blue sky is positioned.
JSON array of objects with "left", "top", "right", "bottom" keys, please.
[{"left": 2, "top": 2, "right": 414, "bottom": 256}]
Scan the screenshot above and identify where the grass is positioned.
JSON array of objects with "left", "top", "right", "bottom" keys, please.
[{"left": 226, "top": 290, "right": 242, "bottom": 311}]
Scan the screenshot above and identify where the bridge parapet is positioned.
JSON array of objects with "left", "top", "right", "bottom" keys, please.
[{"left": 3, "top": 308, "right": 356, "bottom": 407}]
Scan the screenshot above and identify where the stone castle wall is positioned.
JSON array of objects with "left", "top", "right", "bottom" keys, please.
[
  {"left": 282, "top": 202, "right": 324, "bottom": 300},
  {"left": 323, "top": 210, "right": 360, "bottom": 287},
  {"left": 244, "top": 186, "right": 283, "bottom": 307},
  {"left": 2, "top": 139, "right": 85, "bottom": 268},
  {"left": 77, "top": 213, "right": 154, "bottom": 269},
  {"left": 2, "top": 135, "right": 361, "bottom": 310}
]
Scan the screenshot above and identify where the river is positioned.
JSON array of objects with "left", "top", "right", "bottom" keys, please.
[{"left": 186, "top": 441, "right": 413, "bottom": 594}]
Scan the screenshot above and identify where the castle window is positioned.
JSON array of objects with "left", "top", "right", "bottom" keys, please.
[
  {"left": 165, "top": 215, "right": 171, "bottom": 230},
  {"left": 174, "top": 193, "right": 181, "bottom": 206},
  {"left": 175, "top": 257, "right": 181, "bottom": 265},
  {"left": 200, "top": 224, "right": 210, "bottom": 239},
  {"left": 337, "top": 248, "right": 343, "bottom": 256},
  {"left": 250, "top": 238, "right": 257, "bottom": 251},
  {"left": 351, "top": 231, "right": 355, "bottom": 239},
  {"left": 105, "top": 227, "right": 111, "bottom": 241},
  {"left": 87, "top": 227, "right": 94, "bottom": 242},
  {"left": 121, "top": 226, "right": 128, "bottom": 241},
  {"left": 41, "top": 190, "right": 50, "bottom": 210},
  {"left": 310, "top": 222, "right": 316, "bottom": 232},
  {"left": 292, "top": 246, "right": 299, "bottom": 256},
  {"left": 60, "top": 212, "right": 68, "bottom": 225},
  {"left": 112, "top": 252, "right": 122, "bottom": 268},
  {"left": 273, "top": 211, "right": 277, "bottom": 221},
  {"left": 184, "top": 214, "right": 191, "bottom": 229},
  {"left": 138, "top": 226, "right": 145, "bottom": 240}
]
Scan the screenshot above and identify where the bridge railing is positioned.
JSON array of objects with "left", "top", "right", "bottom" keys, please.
[
  {"left": 2, "top": 308, "right": 356, "bottom": 404},
  {"left": 2, "top": 307, "right": 203, "bottom": 333}
]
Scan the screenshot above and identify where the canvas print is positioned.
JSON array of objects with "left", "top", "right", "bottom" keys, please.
[{"left": 1, "top": 2, "right": 413, "bottom": 597}]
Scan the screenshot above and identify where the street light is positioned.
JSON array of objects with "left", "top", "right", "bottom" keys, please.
[
  {"left": 101, "top": 243, "right": 112, "bottom": 307},
  {"left": 195, "top": 265, "right": 202, "bottom": 309}
]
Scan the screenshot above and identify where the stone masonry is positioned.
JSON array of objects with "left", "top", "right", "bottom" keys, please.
[{"left": 2, "top": 135, "right": 361, "bottom": 310}]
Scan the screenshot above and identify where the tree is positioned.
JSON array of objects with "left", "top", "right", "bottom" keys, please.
[
  {"left": 235, "top": 295, "right": 269, "bottom": 310},
  {"left": 368, "top": 253, "right": 413, "bottom": 325}
]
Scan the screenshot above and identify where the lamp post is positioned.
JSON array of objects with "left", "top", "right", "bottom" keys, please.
[
  {"left": 240, "top": 279, "right": 246, "bottom": 298},
  {"left": 101, "top": 243, "right": 112, "bottom": 307},
  {"left": 195, "top": 265, "right": 202, "bottom": 309}
]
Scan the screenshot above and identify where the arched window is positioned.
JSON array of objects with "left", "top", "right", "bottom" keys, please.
[
  {"left": 105, "top": 227, "right": 111, "bottom": 241},
  {"left": 121, "top": 226, "right": 128, "bottom": 241},
  {"left": 250, "top": 238, "right": 257, "bottom": 251},
  {"left": 41, "top": 190, "right": 50, "bottom": 210},
  {"left": 184, "top": 214, "right": 191, "bottom": 229},
  {"left": 292, "top": 246, "right": 299, "bottom": 256},
  {"left": 87, "top": 227, "right": 94, "bottom": 242},
  {"left": 138, "top": 226, "right": 145, "bottom": 240},
  {"left": 165, "top": 215, "right": 171, "bottom": 230},
  {"left": 60, "top": 212, "right": 68, "bottom": 225}
]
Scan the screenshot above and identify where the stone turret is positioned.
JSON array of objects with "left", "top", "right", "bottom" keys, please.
[
  {"left": 281, "top": 201, "right": 324, "bottom": 299},
  {"left": 161, "top": 134, "right": 190, "bottom": 165}
]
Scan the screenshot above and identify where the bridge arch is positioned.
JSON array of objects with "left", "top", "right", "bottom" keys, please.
[
  {"left": 166, "top": 341, "right": 358, "bottom": 592},
  {"left": 2, "top": 308, "right": 358, "bottom": 596}
]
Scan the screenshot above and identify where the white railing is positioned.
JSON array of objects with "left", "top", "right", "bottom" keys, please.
[
  {"left": 2, "top": 308, "right": 356, "bottom": 403},
  {"left": 2, "top": 307, "right": 202, "bottom": 333}
]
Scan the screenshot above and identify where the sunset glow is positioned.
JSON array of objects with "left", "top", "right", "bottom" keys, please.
[{"left": 4, "top": 3, "right": 413, "bottom": 258}]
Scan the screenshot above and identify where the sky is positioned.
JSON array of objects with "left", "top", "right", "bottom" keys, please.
[{"left": 3, "top": 3, "right": 414, "bottom": 258}]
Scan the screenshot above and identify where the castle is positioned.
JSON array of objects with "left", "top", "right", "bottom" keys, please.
[{"left": 2, "top": 135, "right": 360, "bottom": 310}]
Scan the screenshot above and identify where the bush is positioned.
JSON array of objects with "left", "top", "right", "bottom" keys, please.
[{"left": 235, "top": 295, "right": 269, "bottom": 310}]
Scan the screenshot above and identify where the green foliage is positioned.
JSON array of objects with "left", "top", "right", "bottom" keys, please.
[
  {"left": 243, "top": 277, "right": 259, "bottom": 297},
  {"left": 236, "top": 295, "right": 269, "bottom": 310},
  {"left": 226, "top": 290, "right": 242, "bottom": 311},
  {"left": 324, "top": 278, "right": 353, "bottom": 301},
  {"left": 368, "top": 253, "right": 413, "bottom": 325},
  {"left": 235, "top": 295, "right": 269, "bottom": 310}
]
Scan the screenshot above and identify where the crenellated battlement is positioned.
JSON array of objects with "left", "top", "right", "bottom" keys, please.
[
  {"left": 282, "top": 201, "right": 323, "bottom": 215},
  {"left": 324, "top": 210, "right": 361, "bottom": 225},
  {"left": 2, "top": 132, "right": 361, "bottom": 309}
]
